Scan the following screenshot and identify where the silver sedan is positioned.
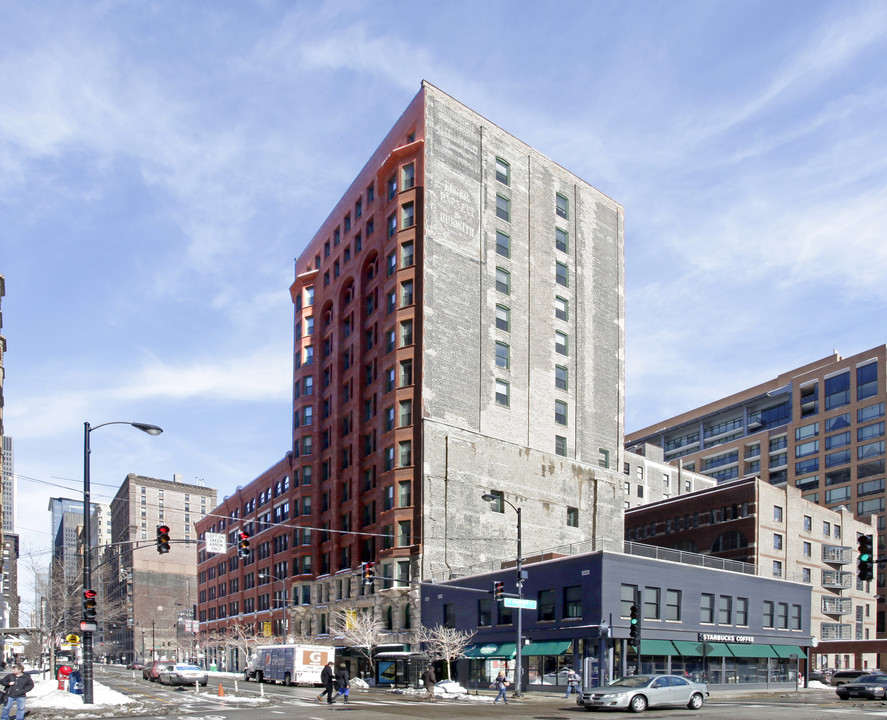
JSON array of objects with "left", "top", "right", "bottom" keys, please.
[
  {"left": 577, "top": 674, "right": 709, "bottom": 712},
  {"left": 158, "top": 663, "right": 209, "bottom": 687}
]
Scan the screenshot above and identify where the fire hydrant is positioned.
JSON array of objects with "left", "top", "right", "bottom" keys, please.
[{"left": 57, "top": 665, "right": 72, "bottom": 690}]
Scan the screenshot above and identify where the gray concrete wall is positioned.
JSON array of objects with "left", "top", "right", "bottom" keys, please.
[{"left": 420, "top": 419, "right": 624, "bottom": 581}]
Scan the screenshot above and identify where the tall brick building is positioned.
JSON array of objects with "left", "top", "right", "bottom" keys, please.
[
  {"left": 196, "top": 82, "right": 628, "bottom": 668},
  {"left": 626, "top": 346, "right": 887, "bottom": 629}
]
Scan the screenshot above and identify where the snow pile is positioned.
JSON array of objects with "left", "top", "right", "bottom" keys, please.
[
  {"left": 806, "top": 680, "right": 833, "bottom": 690},
  {"left": 435, "top": 679, "right": 468, "bottom": 696},
  {"left": 350, "top": 676, "right": 370, "bottom": 689},
  {"left": 28, "top": 677, "right": 136, "bottom": 710}
]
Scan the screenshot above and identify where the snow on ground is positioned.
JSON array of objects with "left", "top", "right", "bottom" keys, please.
[{"left": 28, "top": 677, "right": 136, "bottom": 711}]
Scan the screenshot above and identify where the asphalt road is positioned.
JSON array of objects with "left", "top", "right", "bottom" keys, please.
[{"left": 41, "top": 666, "right": 877, "bottom": 720}]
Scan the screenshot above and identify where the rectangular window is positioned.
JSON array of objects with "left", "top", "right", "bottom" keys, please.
[
  {"left": 773, "top": 560, "right": 783, "bottom": 578},
  {"left": 796, "top": 439, "right": 819, "bottom": 457},
  {"left": 666, "top": 589, "right": 681, "bottom": 621},
  {"left": 566, "top": 506, "right": 578, "bottom": 527},
  {"left": 495, "top": 379, "right": 510, "bottom": 407},
  {"left": 387, "top": 174, "right": 397, "bottom": 200},
  {"left": 387, "top": 213, "right": 397, "bottom": 239},
  {"left": 555, "top": 227, "right": 568, "bottom": 253},
  {"left": 556, "top": 192, "right": 569, "bottom": 219},
  {"left": 858, "top": 361, "right": 878, "bottom": 400},
  {"left": 620, "top": 584, "right": 638, "bottom": 618},
  {"left": 401, "top": 241, "right": 414, "bottom": 268},
  {"left": 538, "top": 589, "right": 555, "bottom": 622},
  {"left": 718, "top": 595, "right": 732, "bottom": 625},
  {"left": 496, "top": 194, "right": 510, "bottom": 222},
  {"left": 858, "top": 422, "right": 885, "bottom": 442},
  {"left": 555, "top": 296, "right": 568, "bottom": 321},
  {"left": 700, "top": 593, "right": 714, "bottom": 624},
  {"left": 859, "top": 403, "right": 885, "bottom": 423},
  {"left": 495, "top": 157, "right": 510, "bottom": 185},
  {"left": 401, "top": 202, "right": 414, "bottom": 229},
  {"left": 495, "top": 341, "right": 510, "bottom": 369},
  {"left": 763, "top": 600, "right": 774, "bottom": 628},
  {"left": 736, "top": 597, "right": 749, "bottom": 626},
  {"left": 496, "top": 305, "right": 510, "bottom": 331},
  {"left": 555, "top": 331, "right": 568, "bottom": 356},
  {"left": 402, "top": 162, "right": 415, "bottom": 190},
  {"left": 496, "top": 267, "right": 510, "bottom": 294},
  {"left": 398, "top": 441, "right": 412, "bottom": 468},
  {"left": 564, "top": 585, "right": 582, "bottom": 618},
  {"left": 825, "top": 371, "right": 850, "bottom": 410},
  {"left": 555, "top": 400, "right": 568, "bottom": 425},
  {"left": 555, "top": 365, "right": 569, "bottom": 391},
  {"left": 555, "top": 435, "right": 567, "bottom": 457},
  {"left": 495, "top": 230, "right": 510, "bottom": 258},
  {"left": 644, "top": 587, "right": 661, "bottom": 620},
  {"left": 399, "top": 400, "right": 412, "bottom": 427},
  {"left": 555, "top": 261, "right": 569, "bottom": 287},
  {"left": 478, "top": 597, "right": 492, "bottom": 627}
]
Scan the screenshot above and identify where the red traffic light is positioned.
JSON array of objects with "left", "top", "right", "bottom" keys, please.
[
  {"left": 158, "top": 525, "right": 170, "bottom": 534},
  {"left": 83, "top": 589, "right": 97, "bottom": 600}
]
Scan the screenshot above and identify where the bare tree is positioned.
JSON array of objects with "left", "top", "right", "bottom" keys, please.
[
  {"left": 29, "top": 556, "right": 80, "bottom": 672},
  {"left": 330, "top": 608, "right": 386, "bottom": 677},
  {"left": 415, "top": 624, "right": 475, "bottom": 679}
]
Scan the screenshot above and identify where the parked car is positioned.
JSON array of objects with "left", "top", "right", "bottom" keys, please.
[
  {"left": 126, "top": 661, "right": 145, "bottom": 670},
  {"left": 158, "top": 663, "right": 208, "bottom": 687},
  {"left": 831, "top": 669, "right": 871, "bottom": 686},
  {"left": 142, "top": 661, "right": 175, "bottom": 682},
  {"left": 836, "top": 673, "right": 887, "bottom": 700},
  {"left": 577, "top": 674, "right": 709, "bottom": 712}
]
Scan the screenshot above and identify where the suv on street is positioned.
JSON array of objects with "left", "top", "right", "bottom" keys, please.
[{"left": 831, "top": 670, "right": 871, "bottom": 686}]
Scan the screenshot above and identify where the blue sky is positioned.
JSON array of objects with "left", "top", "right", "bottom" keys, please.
[{"left": 3, "top": 1, "right": 887, "bottom": 601}]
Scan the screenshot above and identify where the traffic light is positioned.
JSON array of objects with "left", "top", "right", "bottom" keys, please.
[
  {"left": 858, "top": 534, "right": 874, "bottom": 582},
  {"left": 492, "top": 580, "right": 505, "bottom": 601},
  {"left": 629, "top": 604, "right": 641, "bottom": 647},
  {"left": 238, "top": 531, "right": 251, "bottom": 559},
  {"left": 82, "top": 589, "right": 97, "bottom": 621},
  {"left": 156, "top": 525, "right": 171, "bottom": 554},
  {"left": 362, "top": 561, "right": 375, "bottom": 585}
]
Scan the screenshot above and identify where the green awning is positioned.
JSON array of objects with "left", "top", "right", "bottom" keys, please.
[
  {"left": 640, "top": 640, "right": 679, "bottom": 656},
  {"left": 463, "top": 642, "right": 517, "bottom": 659},
  {"left": 522, "top": 641, "right": 572, "bottom": 657},
  {"left": 771, "top": 645, "right": 807, "bottom": 659},
  {"left": 728, "top": 643, "right": 778, "bottom": 658},
  {"left": 671, "top": 640, "right": 732, "bottom": 657}
]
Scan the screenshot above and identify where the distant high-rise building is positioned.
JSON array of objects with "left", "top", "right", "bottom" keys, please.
[
  {"left": 197, "top": 82, "right": 627, "bottom": 669},
  {"left": 106, "top": 474, "right": 216, "bottom": 663},
  {"left": 48, "top": 497, "right": 87, "bottom": 582},
  {"left": 1, "top": 436, "right": 12, "bottom": 535}
]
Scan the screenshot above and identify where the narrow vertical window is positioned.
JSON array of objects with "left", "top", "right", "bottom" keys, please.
[
  {"left": 556, "top": 193, "right": 569, "bottom": 219},
  {"left": 496, "top": 195, "right": 510, "bottom": 222},
  {"left": 495, "top": 158, "right": 510, "bottom": 186},
  {"left": 495, "top": 341, "right": 510, "bottom": 369},
  {"left": 495, "top": 267, "right": 510, "bottom": 295},
  {"left": 495, "top": 379, "right": 510, "bottom": 407},
  {"left": 495, "top": 230, "right": 510, "bottom": 258}
]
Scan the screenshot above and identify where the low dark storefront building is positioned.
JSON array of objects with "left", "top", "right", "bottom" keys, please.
[{"left": 422, "top": 548, "right": 812, "bottom": 692}]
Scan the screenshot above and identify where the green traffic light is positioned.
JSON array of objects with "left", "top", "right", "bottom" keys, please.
[{"left": 861, "top": 553, "right": 872, "bottom": 562}]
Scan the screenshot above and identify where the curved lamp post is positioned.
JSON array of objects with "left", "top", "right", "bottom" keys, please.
[
  {"left": 83, "top": 421, "right": 162, "bottom": 704},
  {"left": 258, "top": 572, "right": 289, "bottom": 641},
  {"left": 481, "top": 492, "right": 523, "bottom": 697}
]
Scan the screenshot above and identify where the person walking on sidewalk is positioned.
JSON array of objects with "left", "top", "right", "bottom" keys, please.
[
  {"left": 493, "top": 670, "right": 509, "bottom": 704},
  {"left": 317, "top": 660, "right": 336, "bottom": 704},
  {"left": 0, "top": 664, "right": 34, "bottom": 720},
  {"left": 564, "top": 668, "right": 580, "bottom": 699},
  {"left": 421, "top": 665, "right": 437, "bottom": 701},
  {"left": 335, "top": 663, "right": 350, "bottom": 704}
]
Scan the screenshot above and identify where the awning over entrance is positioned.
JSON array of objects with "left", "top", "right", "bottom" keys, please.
[
  {"left": 464, "top": 642, "right": 517, "bottom": 659},
  {"left": 728, "top": 643, "right": 778, "bottom": 658},
  {"left": 522, "top": 641, "right": 572, "bottom": 657},
  {"left": 640, "top": 640, "right": 679, "bottom": 655},
  {"left": 671, "top": 640, "right": 732, "bottom": 657},
  {"left": 771, "top": 644, "right": 806, "bottom": 659}
]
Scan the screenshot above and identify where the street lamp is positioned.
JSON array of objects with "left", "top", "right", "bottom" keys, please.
[
  {"left": 83, "top": 420, "right": 162, "bottom": 704},
  {"left": 481, "top": 492, "right": 524, "bottom": 697},
  {"left": 258, "top": 572, "right": 289, "bottom": 641}
]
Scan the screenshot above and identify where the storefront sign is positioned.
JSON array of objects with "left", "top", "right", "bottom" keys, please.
[{"left": 698, "top": 632, "right": 754, "bottom": 643}]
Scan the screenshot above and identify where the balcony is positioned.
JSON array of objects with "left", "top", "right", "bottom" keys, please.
[
  {"left": 821, "top": 570, "right": 853, "bottom": 589},
  {"left": 821, "top": 597, "right": 852, "bottom": 615},
  {"left": 822, "top": 545, "right": 852, "bottom": 565},
  {"left": 820, "top": 622, "right": 851, "bottom": 640}
]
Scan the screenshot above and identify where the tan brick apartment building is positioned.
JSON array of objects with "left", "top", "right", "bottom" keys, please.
[{"left": 624, "top": 477, "right": 878, "bottom": 669}]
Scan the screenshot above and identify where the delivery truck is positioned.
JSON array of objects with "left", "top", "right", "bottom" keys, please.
[{"left": 244, "top": 644, "right": 334, "bottom": 685}]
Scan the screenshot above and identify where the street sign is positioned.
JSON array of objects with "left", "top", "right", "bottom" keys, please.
[
  {"left": 65, "top": 633, "right": 81, "bottom": 645},
  {"left": 503, "top": 597, "right": 537, "bottom": 610},
  {"left": 204, "top": 532, "right": 226, "bottom": 554}
]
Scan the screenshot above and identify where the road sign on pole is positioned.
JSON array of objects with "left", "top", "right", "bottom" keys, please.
[{"left": 503, "top": 597, "right": 537, "bottom": 610}]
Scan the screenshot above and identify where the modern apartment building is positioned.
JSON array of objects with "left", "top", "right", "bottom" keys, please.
[
  {"left": 623, "top": 477, "right": 878, "bottom": 668},
  {"left": 106, "top": 474, "right": 216, "bottom": 663},
  {"left": 626, "top": 347, "right": 886, "bottom": 600},
  {"left": 196, "top": 81, "right": 627, "bottom": 668}
]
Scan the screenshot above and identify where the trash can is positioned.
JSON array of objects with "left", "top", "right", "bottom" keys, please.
[
  {"left": 68, "top": 669, "right": 83, "bottom": 694},
  {"left": 57, "top": 666, "right": 72, "bottom": 690},
  {"left": 209, "top": 662, "right": 217, "bottom": 672}
]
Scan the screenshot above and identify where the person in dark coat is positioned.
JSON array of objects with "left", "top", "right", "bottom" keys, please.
[
  {"left": 421, "top": 665, "right": 437, "bottom": 701},
  {"left": 317, "top": 660, "right": 336, "bottom": 704},
  {"left": 335, "top": 662, "right": 350, "bottom": 704},
  {"left": 1, "top": 664, "right": 34, "bottom": 720}
]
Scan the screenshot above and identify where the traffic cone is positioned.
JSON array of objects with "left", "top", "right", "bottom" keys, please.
[{"left": 218, "top": 683, "right": 225, "bottom": 697}]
